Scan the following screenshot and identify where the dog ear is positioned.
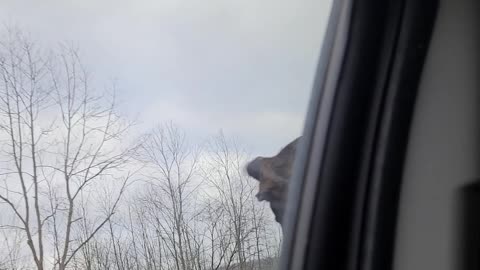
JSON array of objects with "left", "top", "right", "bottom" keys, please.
[
  {"left": 276, "top": 137, "right": 300, "bottom": 161},
  {"left": 271, "top": 136, "right": 302, "bottom": 181}
]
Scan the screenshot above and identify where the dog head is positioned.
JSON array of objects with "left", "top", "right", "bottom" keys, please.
[{"left": 246, "top": 137, "right": 301, "bottom": 224}]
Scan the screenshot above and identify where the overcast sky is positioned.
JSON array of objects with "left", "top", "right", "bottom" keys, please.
[{"left": 0, "top": 0, "right": 332, "bottom": 156}]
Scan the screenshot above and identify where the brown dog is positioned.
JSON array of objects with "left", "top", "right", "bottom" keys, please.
[{"left": 246, "top": 137, "right": 302, "bottom": 224}]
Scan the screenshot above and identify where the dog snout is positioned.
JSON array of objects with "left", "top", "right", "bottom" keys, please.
[
  {"left": 246, "top": 157, "right": 263, "bottom": 180},
  {"left": 256, "top": 192, "right": 266, "bottom": 201},
  {"left": 256, "top": 191, "right": 274, "bottom": 202}
]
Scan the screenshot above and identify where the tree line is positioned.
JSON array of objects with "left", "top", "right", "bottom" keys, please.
[{"left": 0, "top": 28, "right": 281, "bottom": 270}]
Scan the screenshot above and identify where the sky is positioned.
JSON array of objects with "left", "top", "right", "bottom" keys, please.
[{"left": 0, "top": 0, "right": 332, "bottom": 157}]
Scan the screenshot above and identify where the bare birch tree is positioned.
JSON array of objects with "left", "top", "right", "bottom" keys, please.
[
  {"left": 0, "top": 27, "right": 280, "bottom": 270},
  {"left": 134, "top": 123, "right": 202, "bottom": 270},
  {"left": 69, "top": 127, "right": 281, "bottom": 270},
  {"left": 202, "top": 132, "right": 278, "bottom": 270},
  {"left": 0, "top": 28, "right": 136, "bottom": 270}
]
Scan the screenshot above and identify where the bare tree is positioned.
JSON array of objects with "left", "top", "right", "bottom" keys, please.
[
  {"left": 134, "top": 123, "right": 202, "bottom": 270},
  {"left": 0, "top": 27, "right": 136, "bottom": 270},
  {"left": 0, "top": 225, "right": 26, "bottom": 270},
  {"left": 202, "top": 132, "right": 279, "bottom": 270},
  {"left": 66, "top": 126, "right": 281, "bottom": 270},
  {"left": 0, "top": 28, "right": 281, "bottom": 270}
]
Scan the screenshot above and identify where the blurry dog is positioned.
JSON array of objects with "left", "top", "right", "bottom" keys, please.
[{"left": 246, "top": 137, "right": 301, "bottom": 224}]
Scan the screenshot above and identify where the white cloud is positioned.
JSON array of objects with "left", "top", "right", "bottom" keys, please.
[
  {"left": 139, "top": 97, "right": 304, "bottom": 155},
  {"left": 0, "top": 0, "right": 331, "bottom": 156}
]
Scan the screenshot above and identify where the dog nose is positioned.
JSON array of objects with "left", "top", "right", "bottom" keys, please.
[
  {"left": 246, "top": 157, "right": 263, "bottom": 180},
  {"left": 256, "top": 192, "right": 266, "bottom": 201}
]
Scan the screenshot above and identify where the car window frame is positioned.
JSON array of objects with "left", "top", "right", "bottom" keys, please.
[{"left": 280, "top": 0, "right": 439, "bottom": 269}]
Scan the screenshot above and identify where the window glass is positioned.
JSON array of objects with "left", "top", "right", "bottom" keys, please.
[{"left": 0, "top": 1, "right": 331, "bottom": 269}]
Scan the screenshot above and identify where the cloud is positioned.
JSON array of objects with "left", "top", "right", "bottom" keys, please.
[
  {"left": 138, "top": 97, "right": 304, "bottom": 156},
  {"left": 0, "top": 0, "right": 332, "bottom": 155}
]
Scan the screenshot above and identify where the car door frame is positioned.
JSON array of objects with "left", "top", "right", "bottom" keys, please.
[{"left": 280, "top": 0, "right": 439, "bottom": 269}]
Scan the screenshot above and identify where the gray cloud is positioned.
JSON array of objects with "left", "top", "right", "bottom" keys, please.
[{"left": 0, "top": 0, "right": 332, "bottom": 155}]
